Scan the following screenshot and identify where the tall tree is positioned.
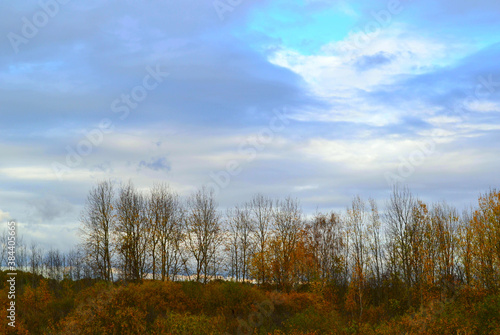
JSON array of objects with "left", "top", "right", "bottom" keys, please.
[
  {"left": 249, "top": 194, "right": 274, "bottom": 286},
  {"left": 271, "top": 196, "right": 303, "bottom": 291},
  {"left": 307, "top": 211, "right": 345, "bottom": 286},
  {"left": 386, "top": 185, "right": 417, "bottom": 308},
  {"left": 114, "top": 182, "right": 150, "bottom": 281},
  {"left": 226, "top": 204, "right": 254, "bottom": 282},
  {"left": 345, "top": 195, "right": 370, "bottom": 319},
  {"left": 148, "top": 183, "right": 184, "bottom": 281},
  {"left": 368, "top": 198, "right": 384, "bottom": 303},
  {"left": 79, "top": 180, "right": 115, "bottom": 281},
  {"left": 184, "top": 187, "right": 222, "bottom": 283}
]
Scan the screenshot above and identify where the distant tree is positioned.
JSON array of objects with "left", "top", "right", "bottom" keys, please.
[
  {"left": 45, "top": 248, "right": 64, "bottom": 281},
  {"left": 66, "top": 248, "right": 84, "bottom": 280}
]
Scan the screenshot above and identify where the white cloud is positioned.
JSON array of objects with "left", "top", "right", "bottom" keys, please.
[
  {"left": 465, "top": 100, "right": 500, "bottom": 113},
  {"left": 268, "top": 26, "right": 475, "bottom": 127}
]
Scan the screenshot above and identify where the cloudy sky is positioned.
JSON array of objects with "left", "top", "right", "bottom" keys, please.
[{"left": 1, "top": 0, "right": 499, "bottom": 250}]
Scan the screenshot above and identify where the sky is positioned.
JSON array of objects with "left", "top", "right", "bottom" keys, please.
[{"left": 1, "top": 0, "right": 499, "bottom": 250}]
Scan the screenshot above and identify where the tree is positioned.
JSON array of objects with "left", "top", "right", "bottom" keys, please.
[
  {"left": 431, "top": 202, "right": 459, "bottom": 298},
  {"left": 307, "top": 211, "right": 344, "bottom": 286},
  {"left": 386, "top": 185, "right": 417, "bottom": 308},
  {"left": 184, "top": 187, "right": 222, "bottom": 283},
  {"left": 468, "top": 189, "right": 500, "bottom": 292},
  {"left": 114, "top": 182, "right": 151, "bottom": 281},
  {"left": 345, "top": 195, "right": 370, "bottom": 319},
  {"left": 66, "top": 248, "right": 84, "bottom": 281},
  {"left": 29, "top": 242, "right": 44, "bottom": 280},
  {"left": 271, "top": 196, "right": 303, "bottom": 291},
  {"left": 249, "top": 194, "right": 274, "bottom": 286},
  {"left": 226, "top": 204, "right": 254, "bottom": 282},
  {"left": 148, "top": 183, "right": 184, "bottom": 281},
  {"left": 45, "top": 248, "right": 64, "bottom": 281},
  {"left": 367, "top": 198, "right": 384, "bottom": 303},
  {"left": 79, "top": 180, "right": 115, "bottom": 281}
]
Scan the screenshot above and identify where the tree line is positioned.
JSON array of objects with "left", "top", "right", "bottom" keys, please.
[{"left": 2, "top": 181, "right": 499, "bottom": 318}]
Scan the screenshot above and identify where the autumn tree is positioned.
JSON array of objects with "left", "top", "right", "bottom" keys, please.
[
  {"left": 431, "top": 202, "right": 460, "bottom": 299},
  {"left": 270, "top": 196, "right": 303, "bottom": 291},
  {"left": 467, "top": 189, "right": 500, "bottom": 292},
  {"left": 114, "top": 182, "right": 151, "bottom": 280}
]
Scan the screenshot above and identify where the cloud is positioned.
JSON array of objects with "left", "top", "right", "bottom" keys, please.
[
  {"left": 138, "top": 157, "right": 171, "bottom": 172},
  {"left": 354, "top": 52, "right": 394, "bottom": 71},
  {"left": 27, "top": 196, "right": 74, "bottom": 222}
]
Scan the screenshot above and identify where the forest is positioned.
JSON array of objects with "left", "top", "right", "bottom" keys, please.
[{"left": 1, "top": 182, "right": 500, "bottom": 334}]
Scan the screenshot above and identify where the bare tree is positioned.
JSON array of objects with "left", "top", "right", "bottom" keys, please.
[
  {"left": 385, "top": 185, "right": 421, "bottom": 308},
  {"left": 29, "top": 242, "right": 44, "bottom": 277},
  {"left": 45, "top": 248, "right": 63, "bottom": 281},
  {"left": 66, "top": 248, "right": 84, "bottom": 281},
  {"left": 149, "top": 184, "right": 184, "bottom": 281},
  {"left": 307, "top": 211, "right": 345, "bottom": 286},
  {"left": 226, "top": 204, "right": 254, "bottom": 282},
  {"left": 346, "top": 195, "right": 370, "bottom": 318},
  {"left": 114, "top": 182, "right": 151, "bottom": 281},
  {"left": 0, "top": 230, "right": 7, "bottom": 268},
  {"left": 272, "top": 196, "right": 303, "bottom": 291},
  {"left": 249, "top": 194, "right": 274, "bottom": 285},
  {"left": 79, "top": 180, "right": 115, "bottom": 281},
  {"left": 368, "top": 199, "right": 384, "bottom": 304},
  {"left": 184, "top": 187, "right": 222, "bottom": 283}
]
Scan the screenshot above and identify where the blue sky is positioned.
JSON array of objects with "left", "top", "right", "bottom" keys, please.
[{"left": 1, "top": 0, "right": 499, "bottom": 250}]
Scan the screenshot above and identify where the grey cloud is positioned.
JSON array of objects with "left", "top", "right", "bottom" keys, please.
[
  {"left": 138, "top": 156, "right": 171, "bottom": 172},
  {"left": 354, "top": 52, "right": 394, "bottom": 71},
  {"left": 27, "top": 195, "right": 74, "bottom": 222}
]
